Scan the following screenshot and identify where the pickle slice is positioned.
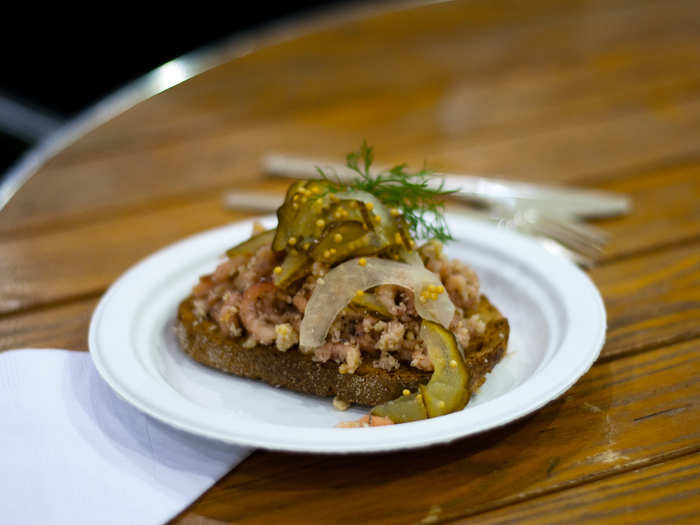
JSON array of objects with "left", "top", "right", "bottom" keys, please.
[
  {"left": 310, "top": 222, "right": 388, "bottom": 264},
  {"left": 273, "top": 251, "right": 310, "bottom": 288},
  {"left": 333, "top": 190, "right": 407, "bottom": 253},
  {"left": 273, "top": 181, "right": 307, "bottom": 251},
  {"left": 396, "top": 215, "right": 414, "bottom": 249},
  {"left": 371, "top": 391, "right": 427, "bottom": 423},
  {"left": 369, "top": 321, "right": 469, "bottom": 424},
  {"left": 275, "top": 185, "right": 412, "bottom": 260},
  {"left": 350, "top": 292, "right": 392, "bottom": 318},
  {"left": 327, "top": 200, "right": 366, "bottom": 224},
  {"left": 419, "top": 320, "right": 470, "bottom": 417},
  {"left": 226, "top": 229, "right": 275, "bottom": 257},
  {"left": 273, "top": 180, "right": 338, "bottom": 251},
  {"left": 294, "top": 190, "right": 334, "bottom": 245},
  {"left": 272, "top": 180, "right": 306, "bottom": 252}
]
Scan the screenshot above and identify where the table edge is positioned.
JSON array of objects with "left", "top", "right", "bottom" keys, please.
[{"left": 0, "top": 0, "right": 430, "bottom": 211}]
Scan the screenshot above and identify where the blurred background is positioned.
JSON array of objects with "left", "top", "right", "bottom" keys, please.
[{"left": 0, "top": 1, "right": 348, "bottom": 177}]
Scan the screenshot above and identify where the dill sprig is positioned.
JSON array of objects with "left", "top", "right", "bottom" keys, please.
[{"left": 319, "top": 141, "right": 456, "bottom": 242}]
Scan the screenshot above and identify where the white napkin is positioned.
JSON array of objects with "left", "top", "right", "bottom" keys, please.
[{"left": 0, "top": 349, "right": 252, "bottom": 525}]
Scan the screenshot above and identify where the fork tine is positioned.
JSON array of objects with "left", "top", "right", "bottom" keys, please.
[
  {"left": 529, "top": 216, "right": 607, "bottom": 255},
  {"left": 535, "top": 214, "right": 608, "bottom": 247},
  {"left": 449, "top": 205, "right": 602, "bottom": 265},
  {"left": 533, "top": 237, "right": 596, "bottom": 269},
  {"left": 528, "top": 220, "right": 605, "bottom": 259},
  {"left": 517, "top": 208, "right": 607, "bottom": 247}
]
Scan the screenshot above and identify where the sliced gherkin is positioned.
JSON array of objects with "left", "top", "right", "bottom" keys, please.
[
  {"left": 419, "top": 320, "right": 470, "bottom": 417},
  {"left": 327, "top": 199, "right": 367, "bottom": 224},
  {"left": 226, "top": 229, "right": 275, "bottom": 258},
  {"left": 334, "top": 190, "right": 406, "bottom": 253},
  {"left": 371, "top": 391, "right": 427, "bottom": 423},
  {"left": 350, "top": 292, "right": 392, "bottom": 319},
  {"left": 273, "top": 181, "right": 308, "bottom": 251},
  {"left": 370, "top": 320, "right": 469, "bottom": 423},
  {"left": 310, "top": 222, "right": 388, "bottom": 264},
  {"left": 395, "top": 215, "right": 414, "bottom": 250},
  {"left": 273, "top": 180, "right": 337, "bottom": 251},
  {"left": 293, "top": 191, "right": 334, "bottom": 245},
  {"left": 273, "top": 251, "right": 311, "bottom": 288},
  {"left": 274, "top": 184, "right": 412, "bottom": 261}
]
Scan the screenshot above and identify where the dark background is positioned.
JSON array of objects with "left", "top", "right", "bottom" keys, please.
[{"left": 0, "top": 2, "right": 348, "bottom": 176}]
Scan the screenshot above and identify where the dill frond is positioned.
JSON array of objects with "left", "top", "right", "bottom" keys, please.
[{"left": 317, "top": 141, "right": 456, "bottom": 242}]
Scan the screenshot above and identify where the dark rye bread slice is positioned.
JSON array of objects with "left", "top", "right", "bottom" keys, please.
[{"left": 176, "top": 295, "right": 509, "bottom": 406}]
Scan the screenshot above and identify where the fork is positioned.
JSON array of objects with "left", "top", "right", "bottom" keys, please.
[
  {"left": 445, "top": 205, "right": 602, "bottom": 268},
  {"left": 453, "top": 204, "right": 607, "bottom": 259},
  {"left": 261, "top": 154, "right": 611, "bottom": 254},
  {"left": 222, "top": 191, "right": 603, "bottom": 268},
  {"left": 262, "top": 153, "right": 631, "bottom": 219}
]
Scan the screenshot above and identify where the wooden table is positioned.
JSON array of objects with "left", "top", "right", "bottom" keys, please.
[{"left": 2, "top": 1, "right": 699, "bottom": 522}]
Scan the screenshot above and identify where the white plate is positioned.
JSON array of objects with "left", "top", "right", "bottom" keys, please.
[{"left": 89, "top": 215, "right": 606, "bottom": 453}]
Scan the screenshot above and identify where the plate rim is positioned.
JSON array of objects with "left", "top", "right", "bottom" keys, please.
[{"left": 89, "top": 215, "right": 606, "bottom": 453}]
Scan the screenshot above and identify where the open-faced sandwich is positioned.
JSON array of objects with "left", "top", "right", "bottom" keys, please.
[{"left": 176, "top": 143, "right": 509, "bottom": 426}]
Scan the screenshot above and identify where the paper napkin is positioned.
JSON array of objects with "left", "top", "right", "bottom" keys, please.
[{"left": 0, "top": 349, "right": 252, "bottom": 525}]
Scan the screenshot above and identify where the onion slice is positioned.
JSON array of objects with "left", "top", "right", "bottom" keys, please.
[{"left": 299, "top": 257, "right": 455, "bottom": 351}]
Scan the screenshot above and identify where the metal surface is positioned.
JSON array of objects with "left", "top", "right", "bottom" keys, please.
[{"left": 263, "top": 154, "right": 632, "bottom": 219}]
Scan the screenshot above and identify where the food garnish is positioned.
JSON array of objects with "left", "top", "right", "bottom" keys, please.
[
  {"left": 270, "top": 142, "right": 455, "bottom": 290},
  {"left": 299, "top": 257, "right": 454, "bottom": 351},
  {"left": 320, "top": 141, "right": 456, "bottom": 243},
  {"left": 177, "top": 142, "right": 509, "bottom": 426}
]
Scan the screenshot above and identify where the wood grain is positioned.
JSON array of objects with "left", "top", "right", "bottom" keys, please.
[
  {"left": 0, "top": 200, "right": 253, "bottom": 314},
  {"left": 50, "top": 0, "right": 700, "bottom": 160},
  {"left": 5, "top": 90, "right": 700, "bottom": 233},
  {"left": 1, "top": 292, "right": 695, "bottom": 523},
  {"left": 1, "top": 0, "right": 699, "bottom": 522},
  {"left": 2, "top": 233, "right": 696, "bottom": 359},
  {"left": 2, "top": 0, "right": 700, "bottom": 232},
  {"left": 593, "top": 243, "right": 700, "bottom": 360},
  {"left": 0, "top": 201, "right": 697, "bottom": 357},
  {"left": 594, "top": 161, "right": 700, "bottom": 262},
  {"left": 175, "top": 340, "right": 699, "bottom": 524},
  {"left": 429, "top": 97, "right": 700, "bottom": 185},
  {"left": 0, "top": 297, "right": 98, "bottom": 352},
  {"left": 459, "top": 452, "right": 700, "bottom": 524}
]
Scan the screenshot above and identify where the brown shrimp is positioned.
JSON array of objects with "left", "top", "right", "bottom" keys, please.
[{"left": 239, "top": 282, "right": 278, "bottom": 344}]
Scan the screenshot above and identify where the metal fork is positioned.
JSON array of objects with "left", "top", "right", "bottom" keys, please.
[
  {"left": 262, "top": 153, "right": 631, "bottom": 219},
  {"left": 453, "top": 204, "right": 607, "bottom": 257},
  {"left": 445, "top": 205, "right": 603, "bottom": 268},
  {"left": 222, "top": 191, "right": 604, "bottom": 268}
]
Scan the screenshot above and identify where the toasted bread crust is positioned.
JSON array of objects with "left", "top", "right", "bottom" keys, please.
[{"left": 176, "top": 295, "right": 509, "bottom": 406}]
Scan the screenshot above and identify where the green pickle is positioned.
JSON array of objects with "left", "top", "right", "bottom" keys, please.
[
  {"left": 396, "top": 215, "right": 414, "bottom": 249},
  {"left": 371, "top": 392, "right": 427, "bottom": 423},
  {"left": 350, "top": 292, "right": 392, "bottom": 318},
  {"left": 271, "top": 182, "right": 418, "bottom": 289},
  {"left": 273, "top": 180, "right": 336, "bottom": 251},
  {"left": 226, "top": 229, "right": 275, "bottom": 257},
  {"left": 294, "top": 191, "right": 333, "bottom": 244},
  {"left": 271, "top": 178, "right": 469, "bottom": 422},
  {"left": 328, "top": 200, "right": 366, "bottom": 224},
  {"left": 371, "top": 320, "right": 469, "bottom": 423},
  {"left": 273, "top": 181, "right": 307, "bottom": 251},
  {"left": 311, "top": 222, "right": 387, "bottom": 264},
  {"left": 273, "top": 251, "right": 310, "bottom": 288},
  {"left": 419, "top": 320, "right": 470, "bottom": 417}
]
